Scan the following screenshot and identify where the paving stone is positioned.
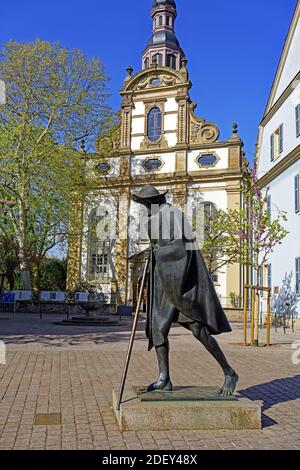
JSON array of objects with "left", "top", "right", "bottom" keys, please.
[{"left": 0, "top": 318, "right": 300, "bottom": 450}]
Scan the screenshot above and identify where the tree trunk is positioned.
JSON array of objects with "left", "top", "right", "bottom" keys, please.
[
  {"left": 0, "top": 273, "right": 5, "bottom": 294},
  {"left": 20, "top": 270, "right": 31, "bottom": 291},
  {"left": 15, "top": 225, "right": 32, "bottom": 291},
  {"left": 253, "top": 258, "right": 260, "bottom": 347},
  {"left": 7, "top": 272, "right": 15, "bottom": 291},
  {"left": 16, "top": 170, "right": 32, "bottom": 291},
  {"left": 31, "top": 263, "right": 41, "bottom": 294}
]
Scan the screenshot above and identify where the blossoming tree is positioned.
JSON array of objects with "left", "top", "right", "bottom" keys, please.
[{"left": 238, "top": 163, "right": 289, "bottom": 346}]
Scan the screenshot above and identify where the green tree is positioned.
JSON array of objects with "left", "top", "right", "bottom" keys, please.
[
  {"left": 195, "top": 205, "right": 242, "bottom": 276},
  {"left": 238, "top": 165, "right": 288, "bottom": 285},
  {"left": 238, "top": 164, "right": 288, "bottom": 346},
  {"left": 0, "top": 234, "right": 19, "bottom": 291},
  {"left": 0, "top": 39, "right": 112, "bottom": 290},
  {"left": 39, "top": 259, "right": 67, "bottom": 292}
]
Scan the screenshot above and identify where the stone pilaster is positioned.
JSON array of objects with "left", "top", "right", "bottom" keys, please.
[
  {"left": 120, "top": 154, "right": 131, "bottom": 178},
  {"left": 175, "top": 151, "right": 187, "bottom": 176},
  {"left": 114, "top": 189, "right": 130, "bottom": 304},
  {"left": 66, "top": 194, "right": 84, "bottom": 290},
  {"left": 172, "top": 184, "right": 187, "bottom": 210},
  {"left": 120, "top": 94, "right": 134, "bottom": 151},
  {"left": 228, "top": 146, "right": 242, "bottom": 169},
  {"left": 228, "top": 124, "right": 242, "bottom": 169},
  {"left": 176, "top": 90, "right": 189, "bottom": 146}
]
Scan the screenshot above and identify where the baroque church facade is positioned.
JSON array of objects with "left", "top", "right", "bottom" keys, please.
[{"left": 67, "top": 0, "right": 244, "bottom": 308}]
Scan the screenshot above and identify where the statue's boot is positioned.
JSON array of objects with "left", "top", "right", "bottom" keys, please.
[
  {"left": 147, "top": 342, "right": 173, "bottom": 392},
  {"left": 189, "top": 322, "right": 239, "bottom": 396},
  {"left": 147, "top": 375, "right": 173, "bottom": 392}
]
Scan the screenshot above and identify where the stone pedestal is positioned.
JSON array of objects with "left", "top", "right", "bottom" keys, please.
[{"left": 112, "top": 386, "right": 262, "bottom": 432}]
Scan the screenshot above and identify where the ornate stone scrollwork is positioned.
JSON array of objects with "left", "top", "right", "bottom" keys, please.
[
  {"left": 161, "top": 75, "right": 177, "bottom": 86},
  {"left": 121, "top": 94, "right": 134, "bottom": 108},
  {"left": 135, "top": 74, "right": 177, "bottom": 90},
  {"left": 189, "top": 108, "right": 220, "bottom": 145},
  {"left": 190, "top": 122, "right": 201, "bottom": 143},
  {"left": 136, "top": 78, "right": 149, "bottom": 90},
  {"left": 96, "top": 124, "right": 121, "bottom": 155},
  {"left": 197, "top": 123, "right": 219, "bottom": 144},
  {"left": 112, "top": 126, "right": 121, "bottom": 151}
]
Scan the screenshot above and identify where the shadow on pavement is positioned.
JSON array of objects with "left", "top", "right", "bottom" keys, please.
[
  {"left": 239, "top": 374, "right": 300, "bottom": 428},
  {"left": 0, "top": 317, "right": 184, "bottom": 348}
]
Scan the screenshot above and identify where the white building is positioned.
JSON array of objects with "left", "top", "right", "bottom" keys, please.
[{"left": 257, "top": 0, "right": 300, "bottom": 315}]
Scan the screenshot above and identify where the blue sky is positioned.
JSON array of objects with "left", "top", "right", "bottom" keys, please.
[{"left": 0, "top": 0, "right": 297, "bottom": 162}]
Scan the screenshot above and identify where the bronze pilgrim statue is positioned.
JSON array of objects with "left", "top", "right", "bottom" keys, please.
[{"left": 131, "top": 185, "right": 239, "bottom": 397}]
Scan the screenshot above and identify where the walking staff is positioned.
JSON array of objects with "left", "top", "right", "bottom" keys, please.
[{"left": 116, "top": 254, "right": 150, "bottom": 411}]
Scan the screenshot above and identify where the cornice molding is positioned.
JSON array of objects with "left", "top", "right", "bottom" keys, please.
[
  {"left": 264, "top": 1, "right": 300, "bottom": 117},
  {"left": 129, "top": 140, "right": 242, "bottom": 156},
  {"left": 261, "top": 70, "right": 300, "bottom": 127},
  {"left": 84, "top": 168, "right": 244, "bottom": 191},
  {"left": 258, "top": 143, "right": 300, "bottom": 188}
]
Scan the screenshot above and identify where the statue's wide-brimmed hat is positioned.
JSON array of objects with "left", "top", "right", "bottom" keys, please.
[{"left": 131, "top": 185, "right": 168, "bottom": 203}]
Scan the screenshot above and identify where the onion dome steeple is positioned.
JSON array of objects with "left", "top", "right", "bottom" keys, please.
[{"left": 142, "top": 0, "right": 185, "bottom": 71}]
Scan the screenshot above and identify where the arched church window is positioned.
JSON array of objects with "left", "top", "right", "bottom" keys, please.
[
  {"left": 144, "top": 57, "right": 150, "bottom": 69},
  {"left": 88, "top": 208, "right": 111, "bottom": 281},
  {"left": 159, "top": 15, "right": 163, "bottom": 26},
  {"left": 192, "top": 201, "right": 217, "bottom": 247},
  {"left": 193, "top": 201, "right": 218, "bottom": 279},
  {"left": 154, "top": 53, "right": 163, "bottom": 66},
  {"left": 147, "top": 107, "right": 162, "bottom": 142},
  {"left": 203, "top": 201, "right": 217, "bottom": 222},
  {"left": 166, "top": 16, "right": 171, "bottom": 26},
  {"left": 167, "top": 54, "right": 176, "bottom": 69}
]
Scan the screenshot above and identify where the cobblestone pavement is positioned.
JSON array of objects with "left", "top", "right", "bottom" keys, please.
[{"left": 0, "top": 313, "right": 300, "bottom": 450}]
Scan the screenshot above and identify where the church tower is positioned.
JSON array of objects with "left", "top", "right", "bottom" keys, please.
[
  {"left": 67, "top": 0, "right": 245, "bottom": 313},
  {"left": 142, "top": 0, "right": 185, "bottom": 71}
]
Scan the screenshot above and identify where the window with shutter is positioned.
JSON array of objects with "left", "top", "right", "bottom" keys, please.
[
  {"left": 270, "top": 134, "right": 274, "bottom": 161},
  {"left": 279, "top": 124, "right": 283, "bottom": 154},
  {"left": 271, "top": 124, "right": 284, "bottom": 161},
  {"left": 296, "top": 105, "right": 300, "bottom": 137},
  {"left": 296, "top": 258, "right": 300, "bottom": 295},
  {"left": 295, "top": 175, "right": 300, "bottom": 214}
]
